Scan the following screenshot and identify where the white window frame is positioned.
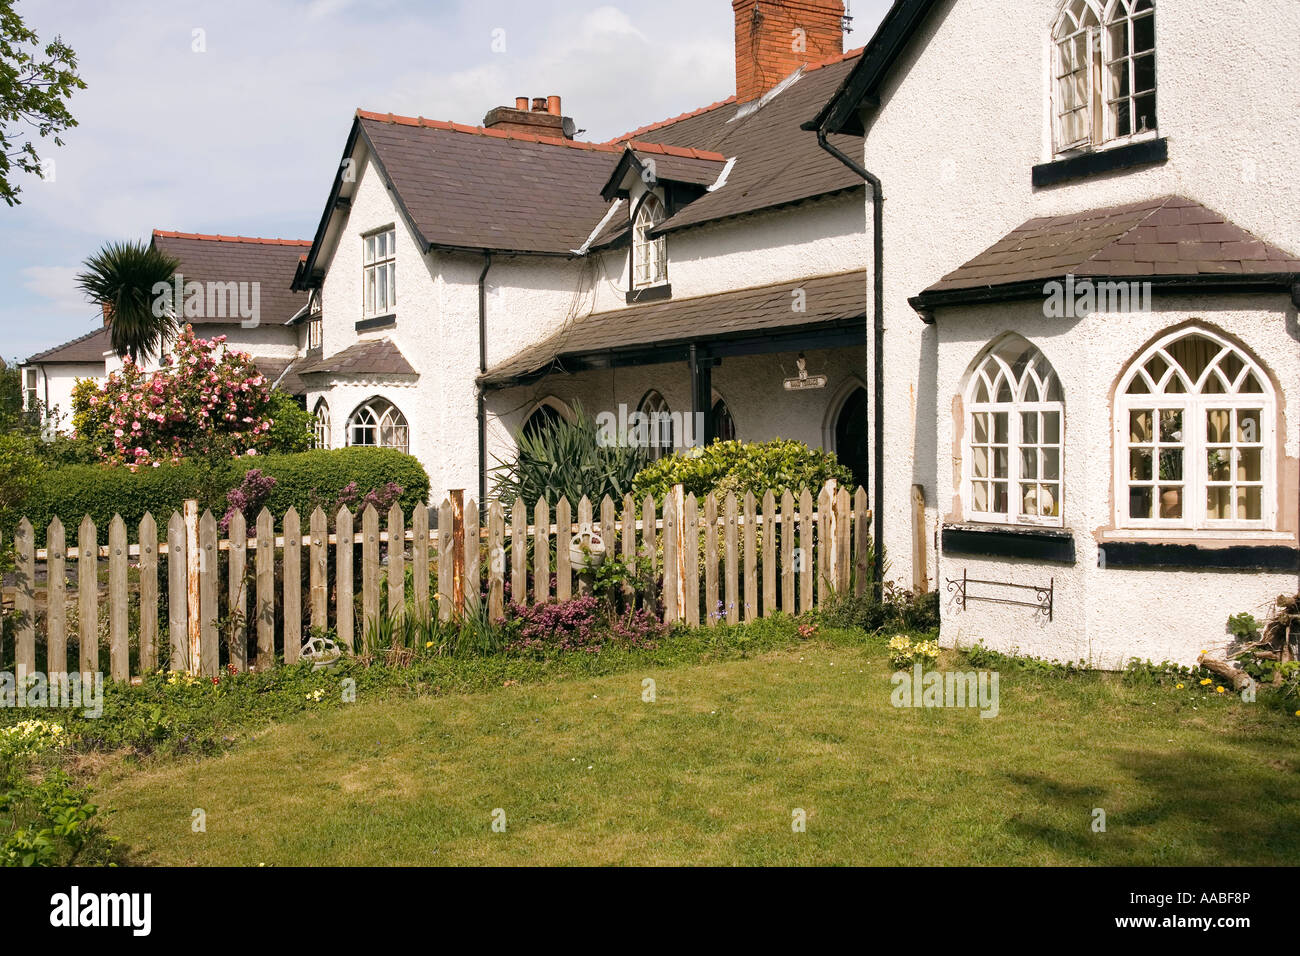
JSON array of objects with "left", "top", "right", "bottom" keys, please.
[
  {"left": 632, "top": 194, "right": 667, "bottom": 289},
  {"left": 962, "top": 338, "right": 1065, "bottom": 529},
  {"left": 362, "top": 228, "right": 396, "bottom": 318},
  {"left": 1051, "top": 0, "right": 1157, "bottom": 156},
  {"left": 312, "top": 399, "right": 331, "bottom": 449},
  {"left": 1114, "top": 327, "right": 1274, "bottom": 532},
  {"left": 347, "top": 396, "right": 408, "bottom": 455},
  {"left": 22, "top": 367, "right": 38, "bottom": 411}
]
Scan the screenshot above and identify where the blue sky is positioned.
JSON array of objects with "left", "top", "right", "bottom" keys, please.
[{"left": 2, "top": 0, "right": 890, "bottom": 362}]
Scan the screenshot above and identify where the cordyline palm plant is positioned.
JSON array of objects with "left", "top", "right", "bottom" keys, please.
[
  {"left": 75, "top": 240, "right": 180, "bottom": 363},
  {"left": 490, "top": 401, "right": 646, "bottom": 513}
]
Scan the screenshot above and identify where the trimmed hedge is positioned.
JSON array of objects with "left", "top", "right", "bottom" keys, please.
[
  {"left": 23, "top": 448, "right": 429, "bottom": 544},
  {"left": 631, "top": 439, "right": 854, "bottom": 503}
]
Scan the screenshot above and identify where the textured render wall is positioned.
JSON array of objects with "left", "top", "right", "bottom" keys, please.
[
  {"left": 933, "top": 295, "right": 1300, "bottom": 667},
  {"left": 860, "top": 0, "right": 1300, "bottom": 611}
]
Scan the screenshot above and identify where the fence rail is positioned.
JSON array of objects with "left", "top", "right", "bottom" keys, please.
[{"left": 2, "top": 482, "right": 871, "bottom": 682}]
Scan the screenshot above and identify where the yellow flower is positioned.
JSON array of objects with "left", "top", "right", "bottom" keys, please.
[
  {"left": 1175, "top": 683, "right": 1184, "bottom": 689},
  {"left": 425, "top": 641, "right": 434, "bottom": 648},
  {"left": 1215, "top": 686, "right": 1225, "bottom": 694},
  {"left": 1199, "top": 678, "right": 1212, "bottom": 686}
]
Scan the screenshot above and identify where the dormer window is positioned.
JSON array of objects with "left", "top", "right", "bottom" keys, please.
[
  {"left": 1052, "top": 0, "right": 1156, "bottom": 155},
  {"left": 307, "top": 291, "right": 322, "bottom": 350},
  {"left": 632, "top": 194, "right": 667, "bottom": 288},
  {"left": 363, "top": 228, "right": 396, "bottom": 317}
]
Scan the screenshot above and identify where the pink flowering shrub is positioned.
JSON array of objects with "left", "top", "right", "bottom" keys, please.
[
  {"left": 505, "top": 595, "right": 664, "bottom": 657},
  {"left": 76, "top": 326, "right": 273, "bottom": 468}
]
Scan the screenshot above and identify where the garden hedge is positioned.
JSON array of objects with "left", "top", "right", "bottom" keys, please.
[
  {"left": 631, "top": 439, "right": 854, "bottom": 503},
  {"left": 22, "top": 448, "right": 429, "bottom": 544}
]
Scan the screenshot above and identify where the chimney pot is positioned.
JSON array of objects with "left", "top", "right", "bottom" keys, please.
[
  {"left": 547, "top": 95, "right": 561, "bottom": 116},
  {"left": 515, "top": 96, "right": 529, "bottom": 111},
  {"left": 532, "top": 97, "right": 547, "bottom": 112}
]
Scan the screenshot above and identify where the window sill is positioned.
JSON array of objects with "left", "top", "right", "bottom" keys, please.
[
  {"left": 1033, "top": 137, "right": 1168, "bottom": 188},
  {"left": 356, "top": 313, "right": 396, "bottom": 332},
  {"left": 942, "top": 523, "right": 1076, "bottom": 563},
  {"left": 1099, "top": 539, "right": 1299, "bottom": 572},
  {"left": 627, "top": 283, "right": 671, "bottom": 305}
]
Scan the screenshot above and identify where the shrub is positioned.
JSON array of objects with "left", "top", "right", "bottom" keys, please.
[
  {"left": 73, "top": 326, "right": 275, "bottom": 467},
  {"left": 265, "top": 389, "right": 315, "bottom": 454},
  {"left": 22, "top": 447, "right": 429, "bottom": 542},
  {"left": 821, "top": 583, "right": 939, "bottom": 634},
  {"left": 631, "top": 438, "right": 854, "bottom": 502},
  {"left": 491, "top": 402, "right": 646, "bottom": 511}
]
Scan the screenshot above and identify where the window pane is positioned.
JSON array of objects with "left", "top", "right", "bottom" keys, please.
[
  {"left": 1130, "top": 448, "right": 1152, "bottom": 481},
  {"left": 993, "top": 412, "right": 1008, "bottom": 444},
  {"left": 1238, "top": 448, "right": 1261, "bottom": 482},
  {"left": 973, "top": 412, "right": 988, "bottom": 444},
  {"left": 973, "top": 482, "right": 989, "bottom": 512},
  {"left": 1129, "top": 409, "right": 1152, "bottom": 442},
  {"left": 1238, "top": 487, "right": 1262, "bottom": 521},
  {"left": 1206, "top": 408, "right": 1230, "bottom": 443},
  {"left": 1159, "top": 447, "right": 1182, "bottom": 481},
  {"left": 1021, "top": 411, "right": 1038, "bottom": 444},
  {"left": 1020, "top": 448, "right": 1038, "bottom": 479},
  {"left": 365, "top": 236, "right": 375, "bottom": 264},
  {"left": 1042, "top": 411, "right": 1060, "bottom": 444},
  {"left": 1133, "top": 91, "right": 1156, "bottom": 133},
  {"left": 1157, "top": 487, "right": 1182, "bottom": 519},
  {"left": 1207, "top": 487, "right": 1231, "bottom": 519},
  {"left": 1159, "top": 409, "right": 1182, "bottom": 442},
  {"left": 1206, "top": 449, "right": 1230, "bottom": 482},
  {"left": 1129, "top": 486, "right": 1153, "bottom": 519},
  {"left": 1133, "top": 12, "right": 1154, "bottom": 53},
  {"left": 972, "top": 446, "right": 989, "bottom": 479},
  {"left": 1043, "top": 448, "right": 1060, "bottom": 481},
  {"left": 1237, "top": 409, "right": 1261, "bottom": 443},
  {"left": 388, "top": 263, "right": 396, "bottom": 305},
  {"left": 992, "top": 482, "right": 1008, "bottom": 514},
  {"left": 994, "top": 448, "right": 1008, "bottom": 479},
  {"left": 1133, "top": 53, "right": 1156, "bottom": 95}
]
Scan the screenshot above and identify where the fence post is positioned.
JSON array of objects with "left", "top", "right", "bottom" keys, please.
[
  {"left": 184, "top": 499, "right": 201, "bottom": 675},
  {"left": 310, "top": 507, "right": 328, "bottom": 633},
  {"left": 14, "top": 519, "right": 34, "bottom": 678},
  {"left": 47, "top": 518, "right": 67, "bottom": 677},
  {"left": 534, "top": 497, "right": 550, "bottom": 605},
  {"left": 911, "top": 483, "right": 929, "bottom": 594},
  {"left": 387, "top": 503, "right": 405, "bottom": 622},
  {"left": 168, "top": 512, "right": 187, "bottom": 671},
  {"left": 742, "top": 491, "right": 757, "bottom": 623},
  {"left": 362, "top": 505, "right": 380, "bottom": 639},
  {"left": 509, "top": 498, "right": 526, "bottom": 612},
  {"left": 255, "top": 508, "right": 275, "bottom": 668},
  {"left": 683, "top": 492, "right": 699, "bottom": 628},
  {"left": 704, "top": 492, "right": 719, "bottom": 626},
  {"left": 336, "top": 507, "right": 355, "bottom": 650},
  {"left": 780, "top": 491, "right": 796, "bottom": 613},
  {"left": 724, "top": 492, "right": 739, "bottom": 625},
  {"left": 227, "top": 510, "right": 246, "bottom": 673},
  {"left": 282, "top": 507, "right": 301, "bottom": 665},
  {"left": 662, "top": 488, "right": 680, "bottom": 623},
  {"left": 79, "top": 516, "right": 98, "bottom": 675},
  {"left": 463, "top": 497, "right": 480, "bottom": 613},
  {"left": 449, "top": 490, "right": 465, "bottom": 614},
  {"left": 199, "top": 511, "right": 219, "bottom": 676},
  {"left": 576, "top": 496, "right": 594, "bottom": 597},
  {"left": 555, "top": 497, "right": 572, "bottom": 602},
  {"left": 411, "top": 503, "right": 429, "bottom": 622},
  {"left": 108, "top": 515, "right": 128, "bottom": 682},
  {"left": 488, "top": 501, "right": 505, "bottom": 620},
  {"left": 438, "top": 498, "right": 455, "bottom": 622},
  {"left": 817, "top": 482, "right": 834, "bottom": 607},
  {"left": 761, "top": 491, "right": 776, "bottom": 617},
  {"left": 139, "top": 513, "right": 158, "bottom": 674},
  {"left": 854, "top": 486, "right": 871, "bottom": 595}
]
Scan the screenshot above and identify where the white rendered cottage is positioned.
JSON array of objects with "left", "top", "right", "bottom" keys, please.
[
  {"left": 810, "top": 0, "right": 1300, "bottom": 665},
  {"left": 291, "top": 0, "right": 871, "bottom": 506},
  {"left": 21, "top": 230, "right": 312, "bottom": 430}
]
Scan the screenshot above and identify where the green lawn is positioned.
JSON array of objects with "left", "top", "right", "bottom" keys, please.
[{"left": 93, "top": 635, "right": 1299, "bottom": 866}]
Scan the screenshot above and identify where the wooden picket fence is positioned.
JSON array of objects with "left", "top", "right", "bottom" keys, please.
[{"left": 2, "top": 482, "right": 871, "bottom": 682}]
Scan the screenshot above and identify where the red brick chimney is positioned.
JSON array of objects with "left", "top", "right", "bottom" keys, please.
[
  {"left": 483, "top": 94, "right": 572, "bottom": 139},
  {"left": 733, "top": 0, "right": 845, "bottom": 103}
]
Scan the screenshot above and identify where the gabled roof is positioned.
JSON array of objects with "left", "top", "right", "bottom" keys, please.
[
  {"left": 912, "top": 196, "right": 1300, "bottom": 311},
  {"left": 607, "top": 50, "right": 866, "bottom": 234},
  {"left": 481, "top": 270, "right": 865, "bottom": 387},
  {"left": 298, "top": 338, "right": 415, "bottom": 378},
  {"left": 151, "top": 230, "right": 311, "bottom": 325},
  {"left": 805, "top": 0, "right": 943, "bottom": 135},
  {"left": 25, "top": 326, "right": 111, "bottom": 365},
  {"left": 599, "top": 147, "right": 728, "bottom": 202}
]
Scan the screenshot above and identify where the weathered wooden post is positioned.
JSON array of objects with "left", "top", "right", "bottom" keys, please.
[
  {"left": 184, "top": 499, "right": 201, "bottom": 674},
  {"left": 449, "top": 489, "right": 465, "bottom": 616}
]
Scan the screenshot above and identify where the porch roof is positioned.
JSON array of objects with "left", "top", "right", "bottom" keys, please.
[
  {"left": 297, "top": 338, "right": 416, "bottom": 378},
  {"left": 911, "top": 196, "right": 1300, "bottom": 314},
  {"left": 479, "top": 270, "right": 866, "bottom": 388}
]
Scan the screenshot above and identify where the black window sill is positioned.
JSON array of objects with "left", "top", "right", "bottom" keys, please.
[
  {"left": 942, "top": 523, "right": 1076, "bottom": 563},
  {"left": 1033, "top": 137, "right": 1168, "bottom": 188},
  {"left": 356, "top": 314, "right": 396, "bottom": 332},
  {"left": 626, "top": 283, "right": 671, "bottom": 305},
  {"left": 1099, "top": 540, "right": 1299, "bottom": 572}
]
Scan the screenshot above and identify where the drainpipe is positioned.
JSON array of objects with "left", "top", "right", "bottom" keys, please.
[
  {"left": 815, "top": 128, "right": 885, "bottom": 596},
  {"left": 477, "top": 251, "right": 493, "bottom": 512}
]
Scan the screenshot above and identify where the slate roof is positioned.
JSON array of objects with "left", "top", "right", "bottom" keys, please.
[
  {"left": 24, "top": 326, "right": 111, "bottom": 365},
  {"left": 151, "top": 230, "right": 311, "bottom": 325},
  {"left": 297, "top": 338, "right": 416, "bottom": 378},
  {"left": 919, "top": 197, "right": 1300, "bottom": 301},
  {"left": 481, "top": 270, "right": 865, "bottom": 386},
  {"left": 606, "top": 50, "right": 866, "bottom": 234},
  {"left": 253, "top": 356, "right": 307, "bottom": 396}
]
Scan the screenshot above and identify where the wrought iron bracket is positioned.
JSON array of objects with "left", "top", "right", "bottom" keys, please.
[{"left": 945, "top": 569, "right": 1054, "bottom": 622}]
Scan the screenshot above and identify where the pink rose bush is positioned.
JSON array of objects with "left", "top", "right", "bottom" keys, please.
[{"left": 77, "top": 326, "right": 274, "bottom": 468}]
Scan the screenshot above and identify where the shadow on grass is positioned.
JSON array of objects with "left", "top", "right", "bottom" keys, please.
[{"left": 1000, "top": 744, "right": 1300, "bottom": 865}]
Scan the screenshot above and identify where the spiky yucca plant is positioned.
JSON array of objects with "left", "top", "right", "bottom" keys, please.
[{"left": 75, "top": 240, "right": 180, "bottom": 363}]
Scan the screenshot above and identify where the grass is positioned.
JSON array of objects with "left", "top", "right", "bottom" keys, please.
[{"left": 90, "top": 629, "right": 1299, "bottom": 866}]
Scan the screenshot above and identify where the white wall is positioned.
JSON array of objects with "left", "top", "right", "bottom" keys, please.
[{"left": 856, "top": 0, "right": 1300, "bottom": 664}]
